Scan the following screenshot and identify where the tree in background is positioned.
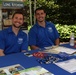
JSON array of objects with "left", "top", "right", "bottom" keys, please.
[
  {"left": 33, "top": 0, "right": 76, "bottom": 25},
  {"left": 55, "top": 0, "right": 76, "bottom": 25}
]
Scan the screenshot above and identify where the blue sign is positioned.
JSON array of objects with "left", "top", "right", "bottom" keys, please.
[{"left": 2, "top": 1, "right": 24, "bottom": 8}]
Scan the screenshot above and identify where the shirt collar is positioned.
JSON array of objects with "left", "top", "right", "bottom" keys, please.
[
  {"left": 35, "top": 21, "right": 49, "bottom": 28},
  {"left": 8, "top": 26, "right": 23, "bottom": 35},
  {"left": 8, "top": 26, "right": 13, "bottom": 33}
]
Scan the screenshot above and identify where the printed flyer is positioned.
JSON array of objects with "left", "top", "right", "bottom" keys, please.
[
  {"left": 0, "top": 65, "right": 54, "bottom": 75},
  {"left": 19, "top": 66, "right": 54, "bottom": 75},
  {"left": 0, "top": 64, "right": 25, "bottom": 75}
]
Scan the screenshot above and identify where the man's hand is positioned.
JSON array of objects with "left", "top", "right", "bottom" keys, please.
[
  {"left": 0, "top": 49, "right": 5, "bottom": 56},
  {"left": 30, "top": 45, "right": 39, "bottom": 50}
]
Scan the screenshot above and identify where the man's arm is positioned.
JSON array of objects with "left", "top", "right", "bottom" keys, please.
[
  {"left": 0, "top": 49, "right": 5, "bottom": 56},
  {"left": 30, "top": 45, "right": 39, "bottom": 50},
  {"left": 55, "top": 38, "right": 60, "bottom": 45}
]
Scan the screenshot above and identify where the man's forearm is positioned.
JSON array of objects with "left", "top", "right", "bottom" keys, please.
[
  {"left": 0, "top": 49, "right": 5, "bottom": 56},
  {"left": 30, "top": 45, "right": 39, "bottom": 50},
  {"left": 55, "top": 38, "right": 60, "bottom": 45}
]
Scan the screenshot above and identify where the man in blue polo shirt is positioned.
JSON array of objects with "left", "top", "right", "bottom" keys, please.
[
  {"left": 29, "top": 7, "right": 60, "bottom": 50},
  {"left": 0, "top": 11, "right": 28, "bottom": 56}
]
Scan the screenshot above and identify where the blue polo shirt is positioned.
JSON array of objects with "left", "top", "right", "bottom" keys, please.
[
  {"left": 0, "top": 26, "right": 28, "bottom": 55},
  {"left": 29, "top": 21, "right": 59, "bottom": 48}
]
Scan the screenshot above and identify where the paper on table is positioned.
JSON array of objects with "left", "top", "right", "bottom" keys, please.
[
  {"left": 52, "top": 46, "right": 76, "bottom": 54},
  {"left": 42, "top": 46, "right": 76, "bottom": 54},
  {"left": 0, "top": 64, "right": 25, "bottom": 75},
  {"left": 19, "top": 66, "right": 54, "bottom": 75},
  {"left": 40, "top": 46, "right": 60, "bottom": 54},
  {"left": 55, "top": 59, "right": 76, "bottom": 73}
]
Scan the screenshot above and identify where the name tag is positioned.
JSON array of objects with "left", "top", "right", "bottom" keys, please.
[
  {"left": 48, "top": 27, "right": 53, "bottom": 32},
  {"left": 18, "top": 38, "right": 23, "bottom": 44}
]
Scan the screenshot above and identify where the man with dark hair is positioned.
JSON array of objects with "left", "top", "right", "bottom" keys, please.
[
  {"left": 29, "top": 7, "right": 60, "bottom": 50},
  {"left": 0, "top": 11, "right": 28, "bottom": 56},
  {"left": 35, "top": 7, "right": 46, "bottom": 14}
]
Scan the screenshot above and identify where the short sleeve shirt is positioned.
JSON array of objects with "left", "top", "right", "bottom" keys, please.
[
  {"left": 29, "top": 21, "right": 59, "bottom": 48},
  {"left": 0, "top": 26, "right": 28, "bottom": 55}
]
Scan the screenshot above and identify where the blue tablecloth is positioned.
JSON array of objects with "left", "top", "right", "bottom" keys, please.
[
  {"left": 0, "top": 43, "right": 76, "bottom": 75},
  {"left": 60, "top": 43, "right": 76, "bottom": 49}
]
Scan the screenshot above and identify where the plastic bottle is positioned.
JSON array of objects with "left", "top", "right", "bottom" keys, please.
[{"left": 70, "top": 33, "right": 75, "bottom": 46}]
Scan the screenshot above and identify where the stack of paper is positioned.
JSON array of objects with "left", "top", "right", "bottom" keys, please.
[
  {"left": 42, "top": 46, "right": 76, "bottom": 54},
  {"left": 0, "top": 64, "right": 25, "bottom": 75},
  {"left": 19, "top": 66, "right": 54, "bottom": 75},
  {"left": 0, "top": 65, "right": 54, "bottom": 75},
  {"left": 55, "top": 59, "right": 76, "bottom": 73}
]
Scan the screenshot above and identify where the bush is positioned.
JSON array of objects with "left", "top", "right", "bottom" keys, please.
[{"left": 55, "top": 24, "right": 76, "bottom": 42}]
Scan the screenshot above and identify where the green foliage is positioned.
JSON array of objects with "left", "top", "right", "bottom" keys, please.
[
  {"left": 24, "top": 0, "right": 29, "bottom": 5},
  {"left": 55, "top": 0, "right": 76, "bottom": 24},
  {"left": 28, "top": 25, "right": 32, "bottom": 31},
  {"left": 35, "top": 0, "right": 76, "bottom": 25},
  {"left": 55, "top": 24, "right": 76, "bottom": 41},
  {"left": 0, "top": 0, "right": 2, "bottom": 4}
]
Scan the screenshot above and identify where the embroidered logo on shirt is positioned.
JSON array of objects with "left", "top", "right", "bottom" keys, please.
[
  {"left": 18, "top": 38, "right": 23, "bottom": 44},
  {"left": 48, "top": 27, "right": 53, "bottom": 32}
]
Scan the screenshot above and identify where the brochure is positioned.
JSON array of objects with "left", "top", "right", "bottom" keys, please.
[
  {"left": 19, "top": 66, "right": 54, "bottom": 75},
  {"left": 0, "top": 64, "right": 54, "bottom": 75},
  {"left": 55, "top": 59, "right": 76, "bottom": 73},
  {"left": 0, "top": 64, "right": 25, "bottom": 75}
]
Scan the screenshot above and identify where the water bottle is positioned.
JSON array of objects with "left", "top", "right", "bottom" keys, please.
[{"left": 70, "top": 33, "right": 75, "bottom": 46}]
